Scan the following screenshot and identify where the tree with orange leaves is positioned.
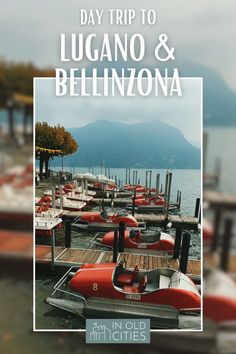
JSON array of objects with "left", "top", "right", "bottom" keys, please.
[
  {"left": 35, "top": 122, "right": 78, "bottom": 179},
  {"left": 0, "top": 60, "right": 54, "bottom": 108}
]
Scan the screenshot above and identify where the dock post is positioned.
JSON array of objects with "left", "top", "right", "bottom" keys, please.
[
  {"left": 173, "top": 226, "right": 182, "bottom": 259},
  {"left": 128, "top": 168, "right": 131, "bottom": 185},
  {"left": 194, "top": 198, "right": 200, "bottom": 218},
  {"left": 85, "top": 180, "right": 88, "bottom": 195},
  {"left": 145, "top": 170, "right": 148, "bottom": 188},
  {"left": 163, "top": 171, "right": 169, "bottom": 215},
  {"left": 156, "top": 173, "right": 160, "bottom": 198},
  {"left": 149, "top": 170, "right": 152, "bottom": 192},
  {"left": 65, "top": 219, "right": 72, "bottom": 248},
  {"left": 138, "top": 178, "right": 140, "bottom": 185},
  {"left": 59, "top": 185, "right": 63, "bottom": 209},
  {"left": 132, "top": 189, "right": 136, "bottom": 216},
  {"left": 160, "top": 184, "right": 163, "bottom": 193},
  {"left": 220, "top": 218, "right": 233, "bottom": 272},
  {"left": 179, "top": 232, "right": 191, "bottom": 274},
  {"left": 125, "top": 168, "right": 128, "bottom": 185},
  {"left": 166, "top": 172, "right": 172, "bottom": 217},
  {"left": 118, "top": 221, "right": 126, "bottom": 253},
  {"left": 113, "top": 230, "right": 118, "bottom": 263},
  {"left": 81, "top": 180, "right": 84, "bottom": 193},
  {"left": 132, "top": 170, "right": 135, "bottom": 186},
  {"left": 198, "top": 206, "right": 201, "bottom": 224},
  {"left": 176, "top": 190, "right": 179, "bottom": 203},
  {"left": 52, "top": 187, "right": 55, "bottom": 208},
  {"left": 178, "top": 191, "right": 182, "bottom": 209},
  {"left": 51, "top": 228, "right": 56, "bottom": 271},
  {"left": 102, "top": 184, "right": 105, "bottom": 211}
]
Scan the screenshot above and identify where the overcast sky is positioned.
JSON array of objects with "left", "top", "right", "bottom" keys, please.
[
  {"left": 35, "top": 78, "right": 202, "bottom": 147},
  {"left": 1, "top": 0, "right": 236, "bottom": 91}
]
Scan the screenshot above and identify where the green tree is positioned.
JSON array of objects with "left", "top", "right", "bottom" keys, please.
[{"left": 35, "top": 122, "right": 78, "bottom": 179}]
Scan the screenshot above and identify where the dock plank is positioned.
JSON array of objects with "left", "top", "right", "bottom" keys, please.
[
  {"left": 35, "top": 245, "right": 200, "bottom": 279},
  {"left": 204, "top": 191, "right": 236, "bottom": 209}
]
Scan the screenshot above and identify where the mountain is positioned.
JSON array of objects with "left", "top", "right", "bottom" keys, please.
[
  {"left": 177, "top": 61, "right": 236, "bottom": 126},
  {"left": 52, "top": 120, "right": 200, "bottom": 169},
  {"left": 84, "top": 60, "right": 236, "bottom": 127}
]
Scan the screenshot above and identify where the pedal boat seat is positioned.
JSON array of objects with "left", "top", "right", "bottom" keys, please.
[
  {"left": 123, "top": 275, "right": 147, "bottom": 294},
  {"left": 117, "top": 265, "right": 139, "bottom": 286}
]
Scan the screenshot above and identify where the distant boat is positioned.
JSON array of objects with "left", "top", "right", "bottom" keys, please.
[
  {"left": 36, "top": 195, "right": 86, "bottom": 211},
  {"left": 126, "top": 194, "right": 179, "bottom": 213}
]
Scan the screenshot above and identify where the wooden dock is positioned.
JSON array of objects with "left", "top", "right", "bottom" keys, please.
[
  {"left": 92, "top": 197, "right": 131, "bottom": 206},
  {"left": 135, "top": 213, "right": 199, "bottom": 230},
  {"left": 35, "top": 245, "right": 201, "bottom": 280},
  {"left": 64, "top": 211, "right": 199, "bottom": 230},
  {"left": 204, "top": 191, "right": 236, "bottom": 210},
  {"left": 91, "top": 197, "right": 173, "bottom": 208}
]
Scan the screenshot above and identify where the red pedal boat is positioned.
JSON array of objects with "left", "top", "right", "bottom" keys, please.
[
  {"left": 69, "top": 262, "right": 201, "bottom": 310},
  {"left": 72, "top": 211, "right": 142, "bottom": 231},
  {"left": 204, "top": 269, "right": 236, "bottom": 324},
  {"left": 123, "top": 184, "right": 147, "bottom": 193},
  {"left": 102, "top": 229, "right": 174, "bottom": 253},
  {"left": 126, "top": 192, "right": 180, "bottom": 212},
  {"left": 35, "top": 202, "right": 63, "bottom": 237},
  {"left": 36, "top": 195, "right": 86, "bottom": 211}
]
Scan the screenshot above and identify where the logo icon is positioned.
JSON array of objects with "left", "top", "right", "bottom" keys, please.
[{"left": 89, "top": 322, "right": 112, "bottom": 342}]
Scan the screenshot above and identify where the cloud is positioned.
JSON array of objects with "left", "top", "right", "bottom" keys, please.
[{"left": 0, "top": 0, "right": 235, "bottom": 90}]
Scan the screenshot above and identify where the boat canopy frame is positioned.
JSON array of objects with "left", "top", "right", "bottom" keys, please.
[{"left": 50, "top": 266, "right": 86, "bottom": 303}]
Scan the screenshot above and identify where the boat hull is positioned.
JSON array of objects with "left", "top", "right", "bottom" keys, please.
[{"left": 102, "top": 230, "right": 174, "bottom": 253}]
